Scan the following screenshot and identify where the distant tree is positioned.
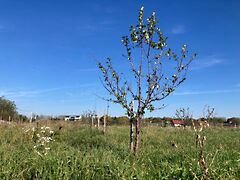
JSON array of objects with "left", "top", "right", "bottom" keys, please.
[
  {"left": 209, "top": 117, "right": 226, "bottom": 126},
  {"left": 175, "top": 108, "right": 191, "bottom": 120},
  {"left": 99, "top": 7, "right": 196, "bottom": 153},
  {"left": 175, "top": 107, "right": 193, "bottom": 126},
  {"left": 81, "top": 110, "right": 97, "bottom": 126},
  {"left": 0, "top": 96, "right": 18, "bottom": 121},
  {"left": 227, "top": 117, "right": 240, "bottom": 126},
  {"left": 17, "top": 114, "right": 29, "bottom": 122},
  {"left": 203, "top": 105, "right": 215, "bottom": 119},
  {"left": 100, "top": 115, "right": 113, "bottom": 125},
  {"left": 111, "top": 116, "right": 129, "bottom": 125}
]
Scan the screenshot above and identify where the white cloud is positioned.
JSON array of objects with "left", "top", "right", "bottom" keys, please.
[
  {"left": 0, "top": 84, "right": 97, "bottom": 98},
  {"left": 0, "top": 89, "right": 58, "bottom": 98},
  {"left": 191, "top": 55, "right": 224, "bottom": 70},
  {"left": 171, "top": 25, "right": 186, "bottom": 34},
  {"left": 78, "top": 20, "right": 114, "bottom": 33},
  {"left": 174, "top": 89, "right": 240, "bottom": 96}
]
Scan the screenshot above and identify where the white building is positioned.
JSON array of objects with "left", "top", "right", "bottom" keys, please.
[{"left": 64, "top": 115, "right": 81, "bottom": 121}]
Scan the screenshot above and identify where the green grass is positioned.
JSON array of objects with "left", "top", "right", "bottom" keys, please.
[{"left": 0, "top": 121, "right": 239, "bottom": 179}]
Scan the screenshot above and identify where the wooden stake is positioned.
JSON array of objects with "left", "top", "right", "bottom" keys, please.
[
  {"left": 129, "top": 100, "right": 134, "bottom": 152},
  {"left": 97, "top": 116, "right": 100, "bottom": 130},
  {"left": 91, "top": 116, "right": 94, "bottom": 128},
  {"left": 103, "top": 114, "right": 107, "bottom": 134}
]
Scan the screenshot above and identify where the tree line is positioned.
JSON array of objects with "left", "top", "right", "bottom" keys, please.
[{"left": 0, "top": 96, "right": 28, "bottom": 122}]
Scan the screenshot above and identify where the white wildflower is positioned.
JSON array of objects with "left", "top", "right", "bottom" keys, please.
[{"left": 32, "top": 125, "right": 54, "bottom": 157}]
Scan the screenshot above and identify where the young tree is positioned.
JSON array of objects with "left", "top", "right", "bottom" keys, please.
[
  {"left": 99, "top": 7, "right": 196, "bottom": 153},
  {"left": 192, "top": 106, "right": 215, "bottom": 179},
  {"left": 81, "top": 110, "right": 97, "bottom": 127},
  {"left": 175, "top": 107, "right": 193, "bottom": 126},
  {"left": 175, "top": 108, "right": 191, "bottom": 120}
]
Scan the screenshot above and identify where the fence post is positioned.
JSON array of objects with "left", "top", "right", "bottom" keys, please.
[
  {"left": 91, "top": 116, "right": 94, "bottom": 128},
  {"left": 97, "top": 116, "right": 100, "bottom": 130},
  {"left": 103, "top": 114, "right": 107, "bottom": 134}
]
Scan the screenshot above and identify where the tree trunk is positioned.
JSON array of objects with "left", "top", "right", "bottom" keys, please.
[
  {"left": 129, "top": 118, "right": 134, "bottom": 152},
  {"left": 133, "top": 116, "right": 141, "bottom": 153}
]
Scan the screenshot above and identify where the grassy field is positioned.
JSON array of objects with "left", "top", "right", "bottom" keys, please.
[{"left": 0, "top": 121, "right": 239, "bottom": 179}]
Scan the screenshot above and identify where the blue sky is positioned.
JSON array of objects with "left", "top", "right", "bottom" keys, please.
[{"left": 0, "top": 0, "right": 239, "bottom": 118}]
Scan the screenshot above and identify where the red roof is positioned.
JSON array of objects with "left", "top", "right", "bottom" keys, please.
[{"left": 172, "top": 120, "right": 185, "bottom": 125}]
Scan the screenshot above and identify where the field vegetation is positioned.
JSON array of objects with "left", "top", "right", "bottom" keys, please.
[{"left": 0, "top": 120, "right": 239, "bottom": 179}]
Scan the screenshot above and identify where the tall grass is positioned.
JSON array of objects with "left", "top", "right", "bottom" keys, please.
[{"left": 0, "top": 121, "right": 239, "bottom": 179}]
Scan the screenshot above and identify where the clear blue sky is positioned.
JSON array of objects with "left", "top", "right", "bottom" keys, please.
[{"left": 0, "top": 0, "right": 239, "bottom": 118}]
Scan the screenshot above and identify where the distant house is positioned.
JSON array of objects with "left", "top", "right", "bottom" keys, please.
[
  {"left": 171, "top": 120, "right": 185, "bottom": 127},
  {"left": 75, "top": 115, "right": 81, "bottom": 120},
  {"left": 64, "top": 116, "right": 70, "bottom": 121},
  {"left": 64, "top": 115, "right": 81, "bottom": 121}
]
